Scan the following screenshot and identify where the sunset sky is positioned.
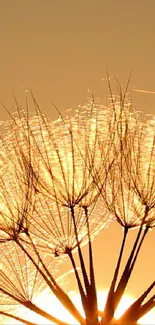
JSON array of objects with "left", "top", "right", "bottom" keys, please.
[
  {"left": 0, "top": 1, "right": 155, "bottom": 115},
  {"left": 0, "top": 0, "right": 155, "bottom": 307}
]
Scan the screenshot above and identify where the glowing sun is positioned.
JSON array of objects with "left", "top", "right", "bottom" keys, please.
[{"left": 17, "top": 289, "right": 155, "bottom": 324}]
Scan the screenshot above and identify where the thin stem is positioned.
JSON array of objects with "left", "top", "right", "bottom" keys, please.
[
  {"left": 137, "top": 295, "right": 155, "bottom": 320},
  {"left": 0, "top": 288, "right": 68, "bottom": 325},
  {"left": 17, "top": 238, "right": 86, "bottom": 325},
  {"left": 119, "top": 281, "right": 155, "bottom": 323},
  {"left": 114, "top": 220, "right": 149, "bottom": 313},
  {"left": 101, "top": 226, "right": 128, "bottom": 323},
  {"left": 26, "top": 233, "right": 86, "bottom": 324},
  {"left": 68, "top": 249, "right": 88, "bottom": 314},
  {"left": 129, "top": 226, "right": 149, "bottom": 274},
  {"left": 24, "top": 301, "right": 70, "bottom": 325},
  {"left": 70, "top": 206, "right": 90, "bottom": 295},
  {"left": 84, "top": 206, "right": 98, "bottom": 323},
  {"left": 0, "top": 311, "right": 38, "bottom": 325}
]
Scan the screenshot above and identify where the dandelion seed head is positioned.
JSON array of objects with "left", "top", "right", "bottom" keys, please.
[{"left": 0, "top": 91, "right": 154, "bottom": 324}]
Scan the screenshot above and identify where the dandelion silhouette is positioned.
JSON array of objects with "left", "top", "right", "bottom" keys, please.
[{"left": 0, "top": 85, "right": 154, "bottom": 325}]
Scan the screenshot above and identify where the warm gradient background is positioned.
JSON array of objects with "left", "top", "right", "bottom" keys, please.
[{"left": 0, "top": 0, "right": 155, "bottom": 302}]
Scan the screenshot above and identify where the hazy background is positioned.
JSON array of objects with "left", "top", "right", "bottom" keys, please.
[{"left": 0, "top": 0, "right": 155, "bottom": 301}]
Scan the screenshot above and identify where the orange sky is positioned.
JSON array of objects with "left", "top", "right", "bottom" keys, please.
[
  {"left": 0, "top": 0, "right": 155, "bottom": 300},
  {"left": 0, "top": 1, "right": 155, "bottom": 115}
]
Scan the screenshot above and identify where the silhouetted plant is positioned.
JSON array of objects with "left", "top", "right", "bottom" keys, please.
[{"left": 0, "top": 83, "right": 154, "bottom": 325}]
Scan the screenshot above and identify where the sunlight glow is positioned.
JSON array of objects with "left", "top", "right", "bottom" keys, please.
[{"left": 16, "top": 289, "right": 155, "bottom": 324}]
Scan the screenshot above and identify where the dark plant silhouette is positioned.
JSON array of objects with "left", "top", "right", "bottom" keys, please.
[{"left": 0, "top": 84, "right": 154, "bottom": 325}]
